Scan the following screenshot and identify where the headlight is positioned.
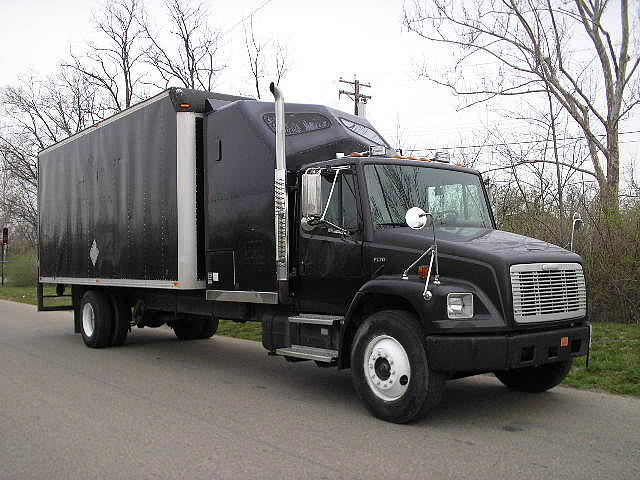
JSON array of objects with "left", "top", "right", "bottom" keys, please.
[{"left": 447, "top": 293, "right": 474, "bottom": 319}]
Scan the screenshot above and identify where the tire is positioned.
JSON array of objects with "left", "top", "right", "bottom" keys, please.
[
  {"left": 494, "top": 360, "right": 573, "bottom": 393},
  {"left": 109, "top": 294, "right": 131, "bottom": 346},
  {"left": 350, "top": 310, "right": 445, "bottom": 424},
  {"left": 199, "top": 317, "right": 219, "bottom": 339},
  {"left": 173, "top": 316, "right": 219, "bottom": 340},
  {"left": 80, "top": 290, "right": 114, "bottom": 348}
]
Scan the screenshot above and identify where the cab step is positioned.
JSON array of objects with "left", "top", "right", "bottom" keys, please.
[
  {"left": 275, "top": 345, "right": 339, "bottom": 363},
  {"left": 288, "top": 314, "right": 343, "bottom": 326}
]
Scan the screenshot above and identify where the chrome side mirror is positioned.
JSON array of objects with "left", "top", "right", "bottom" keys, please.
[
  {"left": 405, "top": 207, "right": 428, "bottom": 230},
  {"left": 301, "top": 172, "right": 322, "bottom": 219}
]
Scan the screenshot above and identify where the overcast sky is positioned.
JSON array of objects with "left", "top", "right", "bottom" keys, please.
[{"left": 1, "top": 0, "right": 638, "bottom": 180}]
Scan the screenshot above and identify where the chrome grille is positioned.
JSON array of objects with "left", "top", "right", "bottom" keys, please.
[{"left": 510, "top": 263, "right": 586, "bottom": 323}]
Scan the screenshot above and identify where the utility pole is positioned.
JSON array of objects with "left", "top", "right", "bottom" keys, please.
[{"left": 339, "top": 76, "right": 371, "bottom": 117}]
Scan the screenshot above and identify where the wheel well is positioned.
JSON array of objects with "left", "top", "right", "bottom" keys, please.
[{"left": 338, "top": 294, "right": 417, "bottom": 369}]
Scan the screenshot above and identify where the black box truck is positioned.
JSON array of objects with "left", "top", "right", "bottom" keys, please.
[{"left": 38, "top": 84, "right": 590, "bottom": 423}]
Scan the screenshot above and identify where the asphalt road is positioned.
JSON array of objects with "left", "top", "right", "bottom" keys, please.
[{"left": 1, "top": 299, "right": 638, "bottom": 480}]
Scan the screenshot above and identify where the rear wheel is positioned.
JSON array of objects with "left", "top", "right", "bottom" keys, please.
[
  {"left": 494, "top": 360, "right": 573, "bottom": 393},
  {"left": 172, "top": 316, "right": 219, "bottom": 340},
  {"left": 350, "top": 310, "right": 445, "bottom": 424},
  {"left": 199, "top": 317, "right": 219, "bottom": 339},
  {"left": 80, "top": 290, "right": 114, "bottom": 348},
  {"left": 109, "top": 294, "right": 131, "bottom": 346}
]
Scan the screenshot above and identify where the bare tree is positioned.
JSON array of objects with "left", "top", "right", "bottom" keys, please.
[
  {"left": 403, "top": 0, "right": 640, "bottom": 214},
  {"left": 273, "top": 40, "right": 290, "bottom": 87},
  {"left": 477, "top": 95, "right": 593, "bottom": 243},
  {"left": 0, "top": 71, "right": 101, "bottom": 236},
  {"left": 64, "top": 0, "right": 147, "bottom": 112},
  {"left": 244, "top": 15, "right": 265, "bottom": 99},
  {"left": 141, "top": 0, "right": 224, "bottom": 91},
  {"left": 244, "top": 15, "right": 291, "bottom": 99}
]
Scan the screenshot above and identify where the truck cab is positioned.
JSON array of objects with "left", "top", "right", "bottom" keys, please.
[{"left": 273, "top": 151, "right": 590, "bottom": 422}]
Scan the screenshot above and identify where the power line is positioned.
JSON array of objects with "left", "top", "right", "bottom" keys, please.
[
  {"left": 401, "top": 130, "right": 640, "bottom": 152},
  {"left": 220, "top": 0, "right": 275, "bottom": 39}
]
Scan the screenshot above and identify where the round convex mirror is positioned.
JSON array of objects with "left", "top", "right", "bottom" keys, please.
[{"left": 405, "top": 207, "right": 428, "bottom": 230}]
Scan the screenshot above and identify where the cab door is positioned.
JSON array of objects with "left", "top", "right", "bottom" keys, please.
[{"left": 295, "top": 168, "right": 365, "bottom": 314}]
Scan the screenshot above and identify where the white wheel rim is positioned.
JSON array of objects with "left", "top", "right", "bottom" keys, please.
[
  {"left": 363, "top": 335, "right": 411, "bottom": 401},
  {"left": 82, "top": 303, "right": 95, "bottom": 337}
]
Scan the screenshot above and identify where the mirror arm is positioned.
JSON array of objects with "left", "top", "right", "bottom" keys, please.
[
  {"left": 422, "top": 248, "right": 436, "bottom": 300},
  {"left": 402, "top": 246, "right": 434, "bottom": 280},
  {"left": 321, "top": 219, "right": 351, "bottom": 236},
  {"left": 431, "top": 222, "right": 440, "bottom": 285},
  {"left": 320, "top": 170, "right": 341, "bottom": 222}
]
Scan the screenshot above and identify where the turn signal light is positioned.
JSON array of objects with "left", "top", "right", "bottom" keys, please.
[
  {"left": 180, "top": 103, "right": 190, "bottom": 108},
  {"left": 418, "top": 265, "right": 430, "bottom": 279}
]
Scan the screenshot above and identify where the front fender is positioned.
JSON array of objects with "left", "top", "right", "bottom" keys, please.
[
  {"left": 347, "top": 277, "right": 428, "bottom": 320},
  {"left": 338, "top": 277, "right": 427, "bottom": 368},
  {"left": 337, "top": 275, "right": 507, "bottom": 368}
]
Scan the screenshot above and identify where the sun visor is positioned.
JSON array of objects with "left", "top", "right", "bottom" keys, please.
[{"left": 206, "top": 98, "right": 239, "bottom": 113}]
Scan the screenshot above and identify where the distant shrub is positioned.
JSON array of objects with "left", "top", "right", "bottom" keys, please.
[
  {"left": 3, "top": 251, "right": 37, "bottom": 287},
  {"left": 497, "top": 196, "right": 639, "bottom": 324}
]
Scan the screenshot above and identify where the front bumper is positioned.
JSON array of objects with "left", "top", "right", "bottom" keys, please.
[{"left": 426, "top": 324, "right": 590, "bottom": 373}]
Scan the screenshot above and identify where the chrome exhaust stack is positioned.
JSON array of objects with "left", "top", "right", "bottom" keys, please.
[{"left": 270, "top": 82, "right": 289, "bottom": 303}]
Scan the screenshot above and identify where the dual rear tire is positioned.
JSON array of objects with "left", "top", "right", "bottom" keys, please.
[
  {"left": 79, "top": 289, "right": 218, "bottom": 347},
  {"left": 172, "top": 316, "right": 219, "bottom": 340},
  {"left": 80, "top": 290, "right": 131, "bottom": 348}
]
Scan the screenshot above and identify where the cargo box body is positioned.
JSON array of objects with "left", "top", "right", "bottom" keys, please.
[{"left": 38, "top": 88, "right": 244, "bottom": 290}]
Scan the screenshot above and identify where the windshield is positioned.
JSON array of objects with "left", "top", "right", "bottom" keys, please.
[{"left": 364, "top": 164, "right": 493, "bottom": 229}]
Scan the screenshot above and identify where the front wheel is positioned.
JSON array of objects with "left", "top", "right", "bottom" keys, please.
[
  {"left": 350, "top": 310, "right": 445, "bottom": 424},
  {"left": 494, "top": 360, "right": 573, "bottom": 393}
]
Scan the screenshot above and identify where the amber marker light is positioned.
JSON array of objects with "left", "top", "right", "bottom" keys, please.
[
  {"left": 561, "top": 336, "right": 569, "bottom": 347},
  {"left": 418, "top": 265, "right": 430, "bottom": 279},
  {"left": 179, "top": 103, "right": 190, "bottom": 108}
]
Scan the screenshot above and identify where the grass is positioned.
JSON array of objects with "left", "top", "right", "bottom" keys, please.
[
  {"left": 564, "top": 323, "right": 640, "bottom": 396},
  {"left": 0, "top": 285, "right": 39, "bottom": 304},
  {"left": 1, "top": 251, "right": 38, "bottom": 286},
  {"left": 217, "top": 320, "right": 262, "bottom": 342},
  {"left": 1, "top": 283, "right": 637, "bottom": 397}
]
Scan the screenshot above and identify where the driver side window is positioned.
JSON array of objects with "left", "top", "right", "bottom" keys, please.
[{"left": 320, "top": 172, "right": 359, "bottom": 233}]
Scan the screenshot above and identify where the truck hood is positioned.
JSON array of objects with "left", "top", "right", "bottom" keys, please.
[
  {"left": 370, "top": 227, "right": 583, "bottom": 324},
  {"left": 374, "top": 227, "right": 581, "bottom": 267}
]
